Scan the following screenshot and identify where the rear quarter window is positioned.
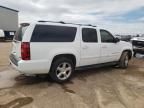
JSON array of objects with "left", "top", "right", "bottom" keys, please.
[{"left": 31, "top": 25, "right": 77, "bottom": 42}]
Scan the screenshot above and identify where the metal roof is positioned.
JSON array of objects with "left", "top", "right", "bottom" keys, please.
[{"left": 0, "top": 5, "right": 19, "bottom": 12}]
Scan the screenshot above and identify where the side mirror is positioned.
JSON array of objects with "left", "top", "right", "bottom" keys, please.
[{"left": 114, "top": 37, "right": 120, "bottom": 43}]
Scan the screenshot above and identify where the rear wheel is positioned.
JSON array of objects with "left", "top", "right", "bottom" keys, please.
[
  {"left": 49, "top": 57, "right": 74, "bottom": 83},
  {"left": 119, "top": 52, "right": 129, "bottom": 69}
]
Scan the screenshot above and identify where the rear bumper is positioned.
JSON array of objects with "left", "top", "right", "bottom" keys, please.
[{"left": 9, "top": 54, "right": 51, "bottom": 74}]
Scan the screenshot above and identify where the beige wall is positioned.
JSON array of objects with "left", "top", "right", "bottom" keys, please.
[{"left": 0, "top": 7, "right": 18, "bottom": 31}]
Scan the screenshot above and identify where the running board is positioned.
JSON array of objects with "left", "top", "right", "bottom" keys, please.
[{"left": 75, "top": 61, "right": 118, "bottom": 70}]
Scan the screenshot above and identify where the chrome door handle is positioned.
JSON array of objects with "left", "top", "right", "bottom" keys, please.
[
  {"left": 102, "top": 46, "right": 107, "bottom": 48},
  {"left": 83, "top": 46, "right": 88, "bottom": 49}
]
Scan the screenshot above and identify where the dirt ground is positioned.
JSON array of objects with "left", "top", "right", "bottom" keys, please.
[
  {"left": 0, "top": 42, "right": 144, "bottom": 108},
  {"left": 0, "top": 42, "right": 11, "bottom": 71}
]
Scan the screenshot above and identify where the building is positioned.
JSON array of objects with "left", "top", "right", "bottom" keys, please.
[{"left": 0, "top": 5, "right": 19, "bottom": 39}]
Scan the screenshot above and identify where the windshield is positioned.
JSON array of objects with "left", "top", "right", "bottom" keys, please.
[{"left": 14, "top": 26, "right": 28, "bottom": 41}]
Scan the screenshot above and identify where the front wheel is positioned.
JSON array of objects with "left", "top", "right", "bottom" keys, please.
[
  {"left": 133, "top": 52, "right": 137, "bottom": 57},
  {"left": 119, "top": 52, "right": 129, "bottom": 69},
  {"left": 49, "top": 57, "right": 74, "bottom": 83}
]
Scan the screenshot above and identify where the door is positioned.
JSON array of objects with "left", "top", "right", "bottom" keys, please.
[
  {"left": 99, "top": 29, "right": 121, "bottom": 63},
  {"left": 80, "top": 27, "right": 101, "bottom": 66}
]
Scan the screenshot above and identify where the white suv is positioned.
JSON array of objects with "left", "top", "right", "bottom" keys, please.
[{"left": 10, "top": 21, "right": 133, "bottom": 82}]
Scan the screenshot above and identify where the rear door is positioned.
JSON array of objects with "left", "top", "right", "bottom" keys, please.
[
  {"left": 80, "top": 27, "right": 101, "bottom": 66},
  {"left": 11, "top": 25, "right": 29, "bottom": 59}
]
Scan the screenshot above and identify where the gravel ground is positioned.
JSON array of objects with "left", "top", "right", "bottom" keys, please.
[{"left": 0, "top": 42, "right": 144, "bottom": 108}]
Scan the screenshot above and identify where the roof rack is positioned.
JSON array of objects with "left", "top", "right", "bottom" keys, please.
[
  {"left": 38, "top": 20, "right": 97, "bottom": 27},
  {"left": 20, "top": 23, "right": 30, "bottom": 27},
  {"left": 38, "top": 20, "right": 65, "bottom": 24},
  {"left": 82, "top": 24, "right": 97, "bottom": 27},
  {"left": 38, "top": 20, "right": 80, "bottom": 25}
]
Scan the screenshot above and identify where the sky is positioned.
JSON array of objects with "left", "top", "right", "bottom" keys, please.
[{"left": 0, "top": 0, "right": 144, "bottom": 35}]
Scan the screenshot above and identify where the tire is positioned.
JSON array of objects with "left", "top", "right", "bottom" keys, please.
[
  {"left": 133, "top": 52, "right": 136, "bottom": 57},
  {"left": 49, "top": 57, "right": 74, "bottom": 83},
  {"left": 119, "top": 52, "right": 129, "bottom": 69}
]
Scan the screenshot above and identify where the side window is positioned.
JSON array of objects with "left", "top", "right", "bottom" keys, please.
[
  {"left": 100, "top": 30, "right": 114, "bottom": 43},
  {"left": 31, "top": 25, "right": 77, "bottom": 42},
  {"left": 82, "top": 28, "right": 98, "bottom": 42}
]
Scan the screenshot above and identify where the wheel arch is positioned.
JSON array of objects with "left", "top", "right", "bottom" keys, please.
[
  {"left": 51, "top": 53, "right": 77, "bottom": 68},
  {"left": 121, "top": 49, "right": 133, "bottom": 60}
]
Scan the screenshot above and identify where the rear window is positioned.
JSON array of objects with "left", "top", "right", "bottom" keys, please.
[
  {"left": 14, "top": 26, "right": 28, "bottom": 41},
  {"left": 31, "top": 25, "right": 77, "bottom": 42}
]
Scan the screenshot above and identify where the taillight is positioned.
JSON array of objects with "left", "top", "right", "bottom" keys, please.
[{"left": 21, "top": 42, "right": 30, "bottom": 60}]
